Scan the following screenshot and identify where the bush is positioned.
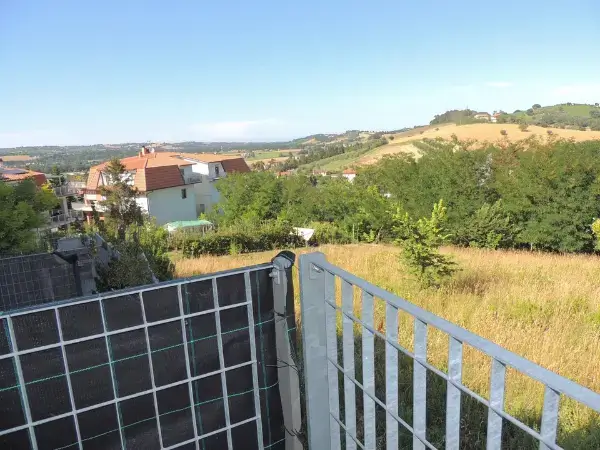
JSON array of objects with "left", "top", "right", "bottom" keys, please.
[
  {"left": 182, "top": 222, "right": 304, "bottom": 256},
  {"left": 455, "top": 200, "right": 518, "bottom": 249},
  {"left": 519, "top": 123, "right": 529, "bottom": 132},
  {"left": 308, "top": 221, "right": 353, "bottom": 245},
  {"left": 500, "top": 129, "right": 508, "bottom": 136}
]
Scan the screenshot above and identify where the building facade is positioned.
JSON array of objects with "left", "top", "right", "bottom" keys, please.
[{"left": 80, "top": 148, "right": 250, "bottom": 225}]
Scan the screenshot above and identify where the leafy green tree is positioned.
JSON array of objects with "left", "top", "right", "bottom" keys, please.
[
  {"left": 493, "top": 139, "right": 600, "bottom": 252},
  {"left": 393, "top": 200, "right": 457, "bottom": 288},
  {"left": 532, "top": 104, "right": 541, "bottom": 109},
  {"left": 0, "top": 180, "right": 59, "bottom": 254},
  {"left": 526, "top": 108, "right": 535, "bottom": 116},
  {"left": 99, "top": 158, "right": 145, "bottom": 237}
]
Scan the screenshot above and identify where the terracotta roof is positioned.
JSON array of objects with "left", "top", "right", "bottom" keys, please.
[
  {"left": 1, "top": 169, "right": 47, "bottom": 186},
  {"left": 221, "top": 158, "right": 251, "bottom": 173},
  {"left": 343, "top": 169, "right": 357, "bottom": 174},
  {"left": 86, "top": 151, "right": 250, "bottom": 192},
  {"left": 136, "top": 166, "right": 184, "bottom": 192}
]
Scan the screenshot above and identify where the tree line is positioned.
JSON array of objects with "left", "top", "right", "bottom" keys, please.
[{"left": 211, "top": 136, "right": 600, "bottom": 254}]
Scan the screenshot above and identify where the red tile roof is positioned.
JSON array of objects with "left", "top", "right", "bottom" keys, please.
[
  {"left": 137, "top": 166, "right": 184, "bottom": 191},
  {"left": 221, "top": 158, "right": 250, "bottom": 173},
  {"left": 86, "top": 151, "right": 249, "bottom": 192},
  {"left": 1, "top": 169, "right": 47, "bottom": 186}
]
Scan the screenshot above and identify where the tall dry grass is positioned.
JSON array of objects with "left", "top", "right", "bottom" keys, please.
[{"left": 175, "top": 245, "right": 600, "bottom": 448}]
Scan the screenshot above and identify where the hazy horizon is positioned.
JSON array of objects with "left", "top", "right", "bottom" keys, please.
[{"left": 1, "top": 0, "right": 599, "bottom": 147}]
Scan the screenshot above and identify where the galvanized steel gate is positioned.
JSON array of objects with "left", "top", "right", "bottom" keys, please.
[{"left": 299, "top": 252, "right": 600, "bottom": 450}]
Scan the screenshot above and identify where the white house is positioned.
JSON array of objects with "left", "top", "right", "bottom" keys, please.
[
  {"left": 342, "top": 169, "right": 357, "bottom": 182},
  {"left": 80, "top": 147, "right": 250, "bottom": 225}
]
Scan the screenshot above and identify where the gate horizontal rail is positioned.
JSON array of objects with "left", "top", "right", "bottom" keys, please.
[{"left": 299, "top": 252, "right": 600, "bottom": 450}]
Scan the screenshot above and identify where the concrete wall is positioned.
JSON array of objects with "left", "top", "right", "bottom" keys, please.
[
  {"left": 185, "top": 161, "right": 223, "bottom": 215},
  {"left": 147, "top": 185, "right": 197, "bottom": 225}
]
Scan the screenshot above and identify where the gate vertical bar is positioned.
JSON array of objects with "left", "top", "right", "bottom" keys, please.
[
  {"left": 539, "top": 387, "right": 560, "bottom": 450},
  {"left": 486, "top": 359, "right": 506, "bottom": 450},
  {"left": 446, "top": 336, "right": 463, "bottom": 450},
  {"left": 362, "top": 291, "right": 376, "bottom": 450},
  {"left": 325, "top": 270, "right": 341, "bottom": 450},
  {"left": 341, "top": 279, "right": 357, "bottom": 449},
  {"left": 413, "top": 319, "right": 427, "bottom": 450},
  {"left": 385, "top": 303, "right": 398, "bottom": 450},
  {"left": 299, "top": 253, "right": 331, "bottom": 449},
  {"left": 271, "top": 253, "right": 301, "bottom": 450}
]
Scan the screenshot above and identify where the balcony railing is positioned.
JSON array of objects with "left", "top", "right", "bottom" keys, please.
[
  {"left": 48, "top": 210, "right": 84, "bottom": 224},
  {"left": 184, "top": 174, "right": 203, "bottom": 184},
  {"left": 52, "top": 182, "right": 86, "bottom": 197}
]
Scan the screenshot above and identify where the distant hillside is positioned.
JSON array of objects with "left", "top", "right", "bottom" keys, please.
[
  {"left": 499, "top": 103, "right": 600, "bottom": 130},
  {"left": 313, "top": 123, "right": 600, "bottom": 170}
]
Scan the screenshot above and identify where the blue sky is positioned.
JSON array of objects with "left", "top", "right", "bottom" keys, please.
[{"left": 1, "top": 0, "right": 600, "bottom": 147}]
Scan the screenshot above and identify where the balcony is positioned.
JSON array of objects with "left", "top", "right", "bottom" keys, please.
[
  {"left": 47, "top": 210, "right": 84, "bottom": 226},
  {"left": 52, "top": 182, "right": 86, "bottom": 197},
  {"left": 184, "top": 174, "right": 203, "bottom": 184}
]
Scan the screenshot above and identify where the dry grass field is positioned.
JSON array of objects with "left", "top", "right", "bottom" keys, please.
[
  {"left": 357, "top": 123, "right": 600, "bottom": 166},
  {"left": 175, "top": 245, "right": 600, "bottom": 447}
]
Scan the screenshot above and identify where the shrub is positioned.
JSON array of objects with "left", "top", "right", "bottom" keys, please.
[
  {"left": 519, "top": 123, "right": 529, "bottom": 132},
  {"left": 455, "top": 200, "right": 519, "bottom": 249},
  {"left": 393, "top": 200, "right": 457, "bottom": 288},
  {"left": 182, "top": 222, "right": 305, "bottom": 257},
  {"left": 500, "top": 129, "right": 508, "bottom": 136},
  {"left": 308, "top": 221, "right": 353, "bottom": 245},
  {"left": 547, "top": 130, "right": 553, "bottom": 135}
]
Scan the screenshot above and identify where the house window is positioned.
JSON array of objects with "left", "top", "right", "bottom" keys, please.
[
  {"left": 181, "top": 188, "right": 187, "bottom": 199},
  {"left": 215, "top": 166, "right": 220, "bottom": 177}
]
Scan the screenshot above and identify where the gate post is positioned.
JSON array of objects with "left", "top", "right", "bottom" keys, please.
[
  {"left": 272, "top": 252, "right": 303, "bottom": 450},
  {"left": 298, "top": 252, "right": 331, "bottom": 449}
]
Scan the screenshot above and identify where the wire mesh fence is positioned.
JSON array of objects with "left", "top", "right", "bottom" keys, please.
[
  {"left": 0, "top": 258, "right": 298, "bottom": 450},
  {"left": 0, "top": 253, "right": 79, "bottom": 312}
]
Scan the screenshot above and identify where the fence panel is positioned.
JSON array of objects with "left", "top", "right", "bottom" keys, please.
[
  {"left": 0, "top": 257, "right": 296, "bottom": 450},
  {"left": 299, "top": 252, "right": 600, "bottom": 450}
]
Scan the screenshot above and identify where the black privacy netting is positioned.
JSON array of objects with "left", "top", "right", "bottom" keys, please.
[{"left": 0, "top": 266, "right": 288, "bottom": 450}]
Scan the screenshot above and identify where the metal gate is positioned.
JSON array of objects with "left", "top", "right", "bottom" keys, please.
[{"left": 299, "top": 252, "right": 600, "bottom": 450}]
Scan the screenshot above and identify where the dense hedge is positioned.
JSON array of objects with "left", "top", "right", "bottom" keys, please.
[{"left": 182, "top": 225, "right": 305, "bottom": 257}]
